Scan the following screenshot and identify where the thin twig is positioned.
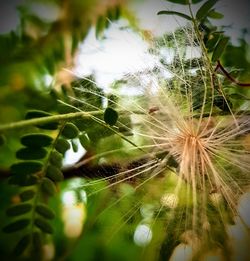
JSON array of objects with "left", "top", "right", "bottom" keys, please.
[{"left": 215, "top": 60, "right": 250, "bottom": 87}]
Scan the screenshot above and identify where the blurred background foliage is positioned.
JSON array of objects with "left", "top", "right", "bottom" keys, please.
[{"left": 0, "top": 0, "right": 249, "bottom": 260}]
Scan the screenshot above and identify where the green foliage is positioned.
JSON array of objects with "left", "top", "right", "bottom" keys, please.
[
  {"left": 10, "top": 161, "right": 43, "bottom": 175},
  {"left": 0, "top": 135, "right": 5, "bottom": 146},
  {"left": 20, "top": 190, "right": 36, "bottom": 201},
  {"left": 164, "top": 0, "right": 203, "bottom": 4},
  {"left": 61, "top": 122, "right": 79, "bottom": 139},
  {"left": 21, "top": 134, "right": 53, "bottom": 147},
  {"left": 6, "top": 203, "right": 32, "bottom": 217},
  {"left": 35, "top": 204, "right": 56, "bottom": 220},
  {"left": 16, "top": 147, "right": 47, "bottom": 160},
  {"left": 211, "top": 37, "right": 229, "bottom": 62},
  {"left": 55, "top": 138, "right": 71, "bottom": 154},
  {"left": 157, "top": 11, "right": 192, "bottom": 21},
  {"left": 104, "top": 107, "right": 119, "bottom": 126},
  {"left": 3, "top": 219, "right": 30, "bottom": 233},
  {"left": 34, "top": 218, "right": 54, "bottom": 234},
  {"left": 13, "top": 233, "right": 31, "bottom": 256},
  {"left": 46, "top": 164, "right": 64, "bottom": 182},
  {"left": 41, "top": 177, "right": 57, "bottom": 196},
  {"left": 196, "top": 0, "right": 218, "bottom": 21}
]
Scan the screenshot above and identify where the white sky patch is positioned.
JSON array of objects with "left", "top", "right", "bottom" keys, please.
[
  {"left": 74, "top": 21, "right": 157, "bottom": 90},
  {"left": 63, "top": 138, "right": 86, "bottom": 167}
]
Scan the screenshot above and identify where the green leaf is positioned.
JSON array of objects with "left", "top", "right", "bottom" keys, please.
[
  {"left": 104, "top": 107, "right": 119, "bottom": 126},
  {"left": 205, "top": 33, "right": 221, "bottom": 52},
  {"left": 212, "top": 37, "right": 229, "bottom": 62},
  {"left": 20, "top": 190, "right": 36, "bottom": 201},
  {"left": 6, "top": 203, "right": 32, "bottom": 216},
  {"left": 11, "top": 161, "right": 43, "bottom": 175},
  {"left": 13, "top": 234, "right": 31, "bottom": 256},
  {"left": 55, "top": 138, "right": 70, "bottom": 154},
  {"left": 71, "top": 139, "right": 78, "bottom": 152},
  {"left": 214, "top": 96, "right": 232, "bottom": 111},
  {"left": 9, "top": 174, "right": 38, "bottom": 186},
  {"left": 35, "top": 204, "right": 55, "bottom": 219},
  {"left": 41, "top": 177, "right": 56, "bottom": 196},
  {"left": 34, "top": 218, "right": 53, "bottom": 234},
  {"left": 61, "top": 122, "right": 79, "bottom": 139},
  {"left": 96, "top": 15, "right": 106, "bottom": 38},
  {"left": 21, "top": 134, "right": 53, "bottom": 147},
  {"left": 37, "top": 122, "right": 59, "bottom": 130},
  {"left": 16, "top": 147, "right": 47, "bottom": 160},
  {"left": 157, "top": 11, "right": 192, "bottom": 21},
  {"left": 25, "top": 110, "right": 59, "bottom": 130},
  {"left": 196, "top": 0, "right": 218, "bottom": 21},
  {"left": 207, "top": 9, "right": 224, "bottom": 19},
  {"left": 230, "top": 93, "right": 250, "bottom": 100},
  {"left": 49, "top": 150, "right": 63, "bottom": 168},
  {"left": 2, "top": 219, "right": 30, "bottom": 233},
  {"left": 79, "top": 133, "right": 91, "bottom": 149},
  {"left": 46, "top": 164, "right": 64, "bottom": 182},
  {"left": 32, "top": 232, "right": 42, "bottom": 252},
  {"left": 0, "top": 134, "right": 6, "bottom": 146},
  {"left": 164, "top": 0, "right": 203, "bottom": 4},
  {"left": 25, "top": 110, "right": 51, "bottom": 119}
]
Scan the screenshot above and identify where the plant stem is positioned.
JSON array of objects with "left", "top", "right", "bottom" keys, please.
[
  {"left": 0, "top": 111, "right": 102, "bottom": 132},
  {"left": 215, "top": 61, "right": 250, "bottom": 87}
]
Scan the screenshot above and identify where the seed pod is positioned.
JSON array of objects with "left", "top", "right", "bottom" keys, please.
[
  {"left": 49, "top": 150, "right": 63, "bottom": 168},
  {"left": 20, "top": 190, "right": 35, "bottom": 201},
  {"left": 61, "top": 122, "right": 79, "bottom": 139},
  {"left": 16, "top": 147, "right": 47, "bottom": 160},
  {"left": 41, "top": 178, "right": 56, "bottom": 196},
  {"left": 2, "top": 219, "right": 30, "bottom": 233},
  {"left": 13, "top": 233, "right": 31, "bottom": 256},
  {"left": 34, "top": 218, "right": 53, "bottom": 234},
  {"left": 11, "top": 161, "right": 43, "bottom": 175},
  {"left": 55, "top": 138, "right": 70, "bottom": 154},
  {"left": 21, "top": 134, "right": 53, "bottom": 147},
  {"left": 46, "top": 165, "right": 64, "bottom": 182},
  {"left": 35, "top": 204, "right": 55, "bottom": 219},
  {"left": 6, "top": 203, "right": 32, "bottom": 217}
]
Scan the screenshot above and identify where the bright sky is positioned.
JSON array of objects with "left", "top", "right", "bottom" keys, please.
[{"left": 73, "top": 0, "right": 250, "bottom": 91}]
